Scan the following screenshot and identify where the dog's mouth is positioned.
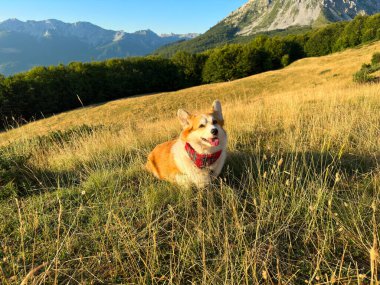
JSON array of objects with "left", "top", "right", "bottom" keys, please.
[{"left": 201, "top": 137, "right": 220, "bottom": 147}]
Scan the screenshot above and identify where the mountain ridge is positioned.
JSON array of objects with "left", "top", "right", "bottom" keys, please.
[
  {"left": 0, "top": 18, "right": 199, "bottom": 75},
  {"left": 0, "top": 18, "right": 198, "bottom": 45},
  {"left": 156, "top": 0, "right": 380, "bottom": 56},
  {"left": 223, "top": 0, "right": 380, "bottom": 36}
]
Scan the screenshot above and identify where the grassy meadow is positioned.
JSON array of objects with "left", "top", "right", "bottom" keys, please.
[{"left": 0, "top": 41, "right": 380, "bottom": 284}]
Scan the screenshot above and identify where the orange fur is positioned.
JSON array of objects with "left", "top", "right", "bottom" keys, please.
[{"left": 146, "top": 140, "right": 180, "bottom": 181}]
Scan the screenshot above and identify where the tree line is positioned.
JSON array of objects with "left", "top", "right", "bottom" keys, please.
[{"left": 0, "top": 14, "right": 379, "bottom": 127}]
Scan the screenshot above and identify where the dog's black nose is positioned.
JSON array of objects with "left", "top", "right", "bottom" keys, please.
[{"left": 211, "top": 128, "right": 218, "bottom": 136}]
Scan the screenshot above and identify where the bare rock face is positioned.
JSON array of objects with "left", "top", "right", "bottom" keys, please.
[{"left": 222, "top": 0, "right": 380, "bottom": 36}]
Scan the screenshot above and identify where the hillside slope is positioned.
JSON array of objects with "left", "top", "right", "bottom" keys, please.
[
  {"left": 0, "top": 42, "right": 379, "bottom": 284},
  {"left": 2, "top": 41, "right": 379, "bottom": 144}
]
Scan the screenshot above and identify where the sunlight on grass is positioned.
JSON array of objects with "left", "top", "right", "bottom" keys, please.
[{"left": 0, "top": 42, "right": 379, "bottom": 284}]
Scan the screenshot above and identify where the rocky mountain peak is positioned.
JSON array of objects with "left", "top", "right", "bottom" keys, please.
[{"left": 223, "top": 0, "right": 380, "bottom": 36}]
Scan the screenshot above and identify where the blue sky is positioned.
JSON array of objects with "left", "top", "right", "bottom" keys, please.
[{"left": 0, "top": 0, "right": 247, "bottom": 34}]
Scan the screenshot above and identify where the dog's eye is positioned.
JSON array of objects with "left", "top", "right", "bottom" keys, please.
[
  {"left": 212, "top": 120, "right": 218, "bottom": 125},
  {"left": 199, "top": 124, "right": 205, "bottom": 128}
]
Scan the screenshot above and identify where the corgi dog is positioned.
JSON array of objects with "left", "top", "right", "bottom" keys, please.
[{"left": 146, "top": 100, "right": 227, "bottom": 188}]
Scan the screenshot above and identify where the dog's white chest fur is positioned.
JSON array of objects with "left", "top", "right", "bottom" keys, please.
[{"left": 171, "top": 140, "right": 227, "bottom": 188}]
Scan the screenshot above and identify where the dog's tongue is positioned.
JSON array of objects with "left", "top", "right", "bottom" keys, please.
[{"left": 209, "top": 138, "right": 220, "bottom": 146}]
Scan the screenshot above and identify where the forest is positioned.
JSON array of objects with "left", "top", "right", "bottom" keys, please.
[{"left": 0, "top": 14, "right": 379, "bottom": 127}]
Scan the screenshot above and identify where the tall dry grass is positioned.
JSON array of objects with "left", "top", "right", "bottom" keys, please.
[{"left": 0, "top": 42, "right": 379, "bottom": 284}]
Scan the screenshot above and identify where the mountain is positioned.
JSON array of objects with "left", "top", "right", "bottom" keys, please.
[
  {"left": 0, "top": 19, "right": 198, "bottom": 75},
  {"left": 156, "top": 0, "right": 380, "bottom": 56},
  {"left": 222, "top": 0, "right": 380, "bottom": 36}
]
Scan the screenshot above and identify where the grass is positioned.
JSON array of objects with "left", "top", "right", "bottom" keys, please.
[{"left": 0, "top": 41, "right": 379, "bottom": 284}]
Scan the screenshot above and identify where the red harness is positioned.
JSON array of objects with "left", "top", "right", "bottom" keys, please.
[{"left": 185, "top": 143, "right": 222, "bottom": 169}]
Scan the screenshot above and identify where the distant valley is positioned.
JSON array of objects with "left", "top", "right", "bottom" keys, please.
[{"left": 0, "top": 19, "right": 198, "bottom": 75}]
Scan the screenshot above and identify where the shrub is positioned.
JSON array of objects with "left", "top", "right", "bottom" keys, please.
[
  {"left": 371, "top": 52, "right": 380, "bottom": 66},
  {"left": 353, "top": 53, "right": 380, "bottom": 83},
  {"left": 353, "top": 68, "right": 373, "bottom": 83}
]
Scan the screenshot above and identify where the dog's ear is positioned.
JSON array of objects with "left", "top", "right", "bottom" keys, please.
[
  {"left": 212, "top": 100, "right": 223, "bottom": 121},
  {"left": 177, "top": 109, "right": 191, "bottom": 128}
]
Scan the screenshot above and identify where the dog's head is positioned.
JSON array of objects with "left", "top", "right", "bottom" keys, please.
[{"left": 177, "top": 100, "right": 227, "bottom": 153}]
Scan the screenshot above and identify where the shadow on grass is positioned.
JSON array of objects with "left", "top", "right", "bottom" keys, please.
[
  {"left": 0, "top": 123, "right": 149, "bottom": 199},
  {"left": 223, "top": 150, "right": 379, "bottom": 189},
  {"left": 0, "top": 148, "right": 144, "bottom": 201},
  {"left": 1, "top": 138, "right": 378, "bottom": 201}
]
